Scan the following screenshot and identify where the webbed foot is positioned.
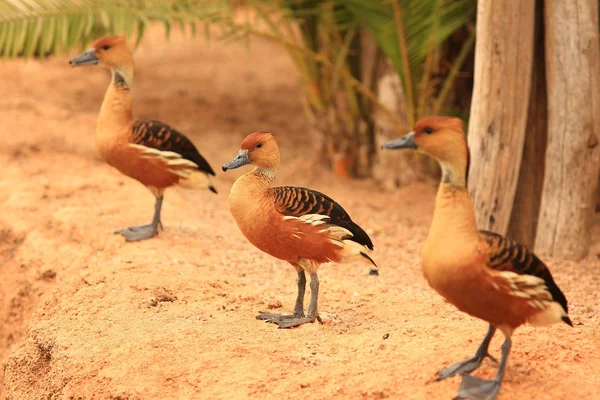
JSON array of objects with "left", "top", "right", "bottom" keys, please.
[
  {"left": 115, "top": 223, "right": 159, "bottom": 242},
  {"left": 454, "top": 374, "right": 501, "bottom": 400},
  {"left": 256, "top": 311, "right": 322, "bottom": 329},
  {"left": 437, "top": 352, "right": 498, "bottom": 381},
  {"left": 256, "top": 311, "right": 305, "bottom": 321}
]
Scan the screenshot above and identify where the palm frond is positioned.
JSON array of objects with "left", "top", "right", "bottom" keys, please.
[
  {"left": 0, "top": 0, "right": 230, "bottom": 58},
  {"left": 327, "top": 0, "right": 475, "bottom": 127},
  {"left": 343, "top": 0, "right": 474, "bottom": 75}
]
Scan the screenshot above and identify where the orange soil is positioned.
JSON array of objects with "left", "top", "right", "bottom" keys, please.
[{"left": 1, "top": 27, "right": 599, "bottom": 400}]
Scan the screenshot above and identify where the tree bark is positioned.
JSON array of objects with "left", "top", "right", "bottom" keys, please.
[
  {"left": 535, "top": 0, "right": 600, "bottom": 259},
  {"left": 508, "top": 0, "right": 547, "bottom": 248},
  {"left": 467, "top": 0, "right": 536, "bottom": 234},
  {"left": 306, "top": 30, "right": 376, "bottom": 179},
  {"left": 372, "top": 71, "right": 413, "bottom": 189}
]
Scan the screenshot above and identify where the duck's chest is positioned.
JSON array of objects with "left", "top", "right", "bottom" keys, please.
[
  {"left": 229, "top": 178, "right": 272, "bottom": 235},
  {"left": 422, "top": 236, "right": 511, "bottom": 324},
  {"left": 228, "top": 179, "right": 303, "bottom": 262},
  {"left": 95, "top": 122, "right": 134, "bottom": 166},
  {"left": 95, "top": 118, "right": 130, "bottom": 151},
  {"left": 95, "top": 86, "right": 134, "bottom": 166},
  {"left": 421, "top": 231, "right": 484, "bottom": 298}
]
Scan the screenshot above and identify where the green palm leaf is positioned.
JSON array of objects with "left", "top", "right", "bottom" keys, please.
[
  {"left": 259, "top": 0, "right": 475, "bottom": 125},
  {"left": 342, "top": 0, "right": 473, "bottom": 70},
  {"left": 341, "top": 0, "right": 476, "bottom": 124},
  {"left": 0, "top": 0, "right": 230, "bottom": 58}
]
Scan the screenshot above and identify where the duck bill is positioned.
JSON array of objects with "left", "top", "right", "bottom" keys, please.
[
  {"left": 222, "top": 149, "right": 251, "bottom": 171},
  {"left": 382, "top": 131, "right": 417, "bottom": 150},
  {"left": 69, "top": 50, "right": 99, "bottom": 67}
]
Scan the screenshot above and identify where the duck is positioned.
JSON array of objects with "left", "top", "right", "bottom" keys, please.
[
  {"left": 382, "top": 116, "right": 572, "bottom": 400},
  {"left": 69, "top": 35, "right": 216, "bottom": 242},
  {"left": 222, "top": 131, "right": 377, "bottom": 328}
]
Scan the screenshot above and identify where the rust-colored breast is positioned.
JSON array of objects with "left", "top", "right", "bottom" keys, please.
[
  {"left": 97, "top": 118, "right": 220, "bottom": 191},
  {"left": 107, "top": 145, "right": 181, "bottom": 190},
  {"left": 238, "top": 201, "right": 343, "bottom": 265},
  {"left": 425, "top": 233, "right": 568, "bottom": 330},
  {"left": 97, "top": 125, "right": 179, "bottom": 190},
  {"left": 229, "top": 178, "right": 347, "bottom": 266}
]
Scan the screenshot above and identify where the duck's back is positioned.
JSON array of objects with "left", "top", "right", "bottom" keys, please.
[{"left": 229, "top": 177, "right": 372, "bottom": 267}]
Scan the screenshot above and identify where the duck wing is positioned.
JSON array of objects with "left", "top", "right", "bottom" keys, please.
[
  {"left": 270, "top": 186, "right": 374, "bottom": 250},
  {"left": 131, "top": 120, "right": 215, "bottom": 176},
  {"left": 480, "top": 230, "right": 570, "bottom": 322}
]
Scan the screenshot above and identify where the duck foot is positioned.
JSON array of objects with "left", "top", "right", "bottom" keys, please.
[
  {"left": 256, "top": 312, "right": 322, "bottom": 328},
  {"left": 437, "top": 324, "right": 498, "bottom": 381},
  {"left": 115, "top": 223, "right": 159, "bottom": 242},
  {"left": 453, "top": 335, "right": 512, "bottom": 400},
  {"left": 258, "top": 272, "right": 323, "bottom": 329},
  {"left": 256, "top": 311, "right": 305, "bottom": 321},
  {"left": 276, "top": 316, "right": 322, "bottom": 329},
  {"left": 454, "top": 375, "right": 500, "bottom": 400},
  {"left": 437, "top": 352, "right": 498, "bottom": 380},
  {"left": 115, "top": 196, "right": 164, "bottom": 242}
]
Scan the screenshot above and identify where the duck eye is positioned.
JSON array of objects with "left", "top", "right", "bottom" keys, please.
[
  {"left": 424, "top": 127, "right": 434, "bottom": 134},
  {"left": 256, "top": 143, "right": 262, "bottom": 148},
  {"left": 102, "top": 45, "right": 110, "bottom": 50}
]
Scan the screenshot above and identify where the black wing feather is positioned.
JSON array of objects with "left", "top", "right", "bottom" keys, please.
[
  {"left": 480, "top": 230, "right": 569, "bottom": 314},
  {"left": 132, "top": 120, "right": 215, "bottom": 176},
  {"left": 271, "top": 186, "right": 374, "bottom": 250}
]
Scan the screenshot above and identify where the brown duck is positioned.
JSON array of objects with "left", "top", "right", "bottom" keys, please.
[
  {"left": 223, "top": 132, "right": 377, "bottom": 328},
  {"left": 383, "top": 116, "right": 572, "bottom": 400},
  {"left": 70, "top": 35, "right": 216, "bottom": 241}
]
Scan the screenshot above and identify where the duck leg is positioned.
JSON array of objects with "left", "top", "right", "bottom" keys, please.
[
  {"left": 454, "top": 337, "right": 511, "bottom": 400},
  {"left": 436, "top": 324, "right": 498, "bottom": 381},
  {"left": 115, "top": 195, "right": 163, "bottom": 242},
  {"left": 274, "top": 273, "right": 323, "bottom": 329},
  {"left": 257, "top": 270, "right": 306, "bottom": 322}
]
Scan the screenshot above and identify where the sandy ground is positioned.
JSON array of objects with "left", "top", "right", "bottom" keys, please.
[{"left": 1, "top": 26, "right": 600, "bottom": 400}]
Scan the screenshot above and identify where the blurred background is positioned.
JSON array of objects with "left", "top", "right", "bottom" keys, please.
[
  {"left": 1, "top": 0, "right": 599, "bottom": 261},
  {"left": 0, "top": 0, "right": 478, "bottom": 177}
]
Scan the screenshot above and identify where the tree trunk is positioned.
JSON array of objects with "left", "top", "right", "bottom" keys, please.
[
  {"left": 372, "top": 71, "right": 414, "bottom": 189},
  {"left": 372, "top": 67, "right": 437, "bottom": 189},
  {"left": 508, "top": 0, "right": 547, "bottom": 248},
  {"left": 467, "top": 0, "right": 535, "bottom": 234},
  {"left": 305, "top": 106, "right": 358, "bottom": 178},
  {"left": 306, "top": 31, "right": 373, "bottom": 179},
  {"left": 535, "top": 0, "right": 600, "bottom": 259}
]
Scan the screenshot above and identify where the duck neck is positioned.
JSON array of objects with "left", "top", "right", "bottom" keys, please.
[
  {"left": 251, "top": 167, "right": 277, "bottom": 186},
  {"left": 428, "top": 158, "right": 479, "bottom": 244},
  {"left": 98, "top": 68, "right": 134, "bottom": 132},
  {"left": 229, "top": 166, "right": 277, "bottom": 220},
  {"left": 439, "top": 156, "right": 468, "bottom": 188}
]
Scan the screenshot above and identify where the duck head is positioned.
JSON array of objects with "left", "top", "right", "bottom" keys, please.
[
  {"left": 70, "top": 35, "right": 134, "bottom": 86},
  {"left": 382, "top": 116, "right": 469, "bottom": 186},
  {"left": 222, "top": 131, "right": 280, "bottom": 174}
]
